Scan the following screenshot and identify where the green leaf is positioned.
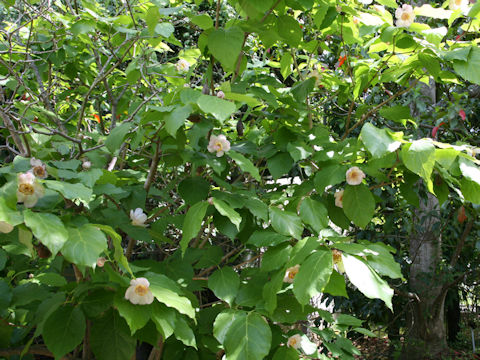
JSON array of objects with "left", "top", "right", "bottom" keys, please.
[
  {"left": 43, "top": 305, "right": 85, "bottom": 359},
  {"left": 174, "top": 316, "right": 197, "bottom": 348},
  {"left": 342, "top": 184, "right": 375, "bottom": 228},
  {"left": 151, "top": 302, "right": 176, "bottom": 339},
  {"left": 212, "top": 198, "right": 242, "bottom": 230},
  {"left": 191, "top": 14, "right": 213, "bottom": 29},
  {"left": 36, "top": 273, "right": 67, "bottom": 287},
  {"left": 453, "top": 47, "right": 480, "bottom": 85},
  {"left": 90, "top": 309, "right": 136, "bottom": 360},
  {"left": 269, "top": 207, "right": 303, "bottom": 240},
  {"left": 261, "top": 244, "right": 291, "bottom": 271},
  {"left": 208, "top": 267, "right": 240, "bottom": 306},
  {"left": 94, "top": 224, "right": 132, "bottom": 275},
  {"left": 207, "top": 26, "right": 244, "bottom": 70},
  {"left": 222, "top": 311, "right": 272, "bottom": 360},
  {"left": 213, "top": 309, "right": 240, "bottom": 344},
  {"left": 24, "top": 210, "right": 68, "bottom": 255},
  {"left": 62, "top": 225, "right": 108, "bottom": 267},
  {"left": 244, "top": 198, "right": 268, "bottom": 221},
  {"left": 114, "top": 295, "right": 151, "bottom": 334},
  {"left": 414, "top": 4, "right": 451, "bottom": 19},
  {"left": 314, "top": 165, "right": 346, "bottom": 193},
  {"left": 461, "top": 178, "right": 480, "bottom": 204},
  {"left": 379, "top": 105, "right": 412, "bottom": 123},
  {"left": 323, "top": 270, "right": 348, "bottom": 297},
  {"left": 276, "top": 15, "right": 302, "bottom": 47},
  {"left": 147, "top": 272, "right": 196, "bottom": 320},
  {"left": 165, "top": 105, "right": 192, "bottom": 137},
  {"left": 267, "top": 153, "right": 294, "bottom": 179},
  {"left": 44, "top": 180, "right": 92, "bottom": 202},
  {"left": 293, "top": 250, "right": 333, "bottom": 305},
  {"left": 299, "top": 197, "right": 328, "bottom": 233},
  {"left": 181, "top": 201, "right": 209, "bottom": 254},
  {"left": 360, "top": 123, "right": 401, "bottom": 158},
  {"left": 229, "top": 151, "right": 261, "bottom": 181},
  {"left": 280, "top": 53, "right": 293, "bottom": 80},
  {"left": 342, "top": 254, "right": 393, "bottom": 310},
  {"left": 247, "top": 230, "right": 290, "bottom": 247},
  {"left": 155, "top": 22, "right": 174, "bottom": 37},
  {"left": 401, "top": 140, "right": 435, "bottom": 190},
  {"left": 459, "top": 158, "right": 480, "bottom": 185},
  {"left": 197, "top": 95, "right": 236, "bottom": 122},
  {"left": 178, "top": 176, "right": 210, "bottom": 205},
  {"left": 105, "top": 123, "right": 132, "bottom": 153},
  {"left": 77, "top": 169, "right": 103, "bottom": 188}
]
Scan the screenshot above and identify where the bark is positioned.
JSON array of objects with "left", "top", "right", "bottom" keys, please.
[{"left": 402, "top": 192, "right": 447, "bottom": 359}]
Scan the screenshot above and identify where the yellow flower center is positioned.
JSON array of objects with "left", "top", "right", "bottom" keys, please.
[
  {"left": 33, "top": 166, "right": 45, "bottom": 177},
  {"left": 332, "top": 250, "right": 342, "bottom": 264},
  {"left": 215, "top": 141, "right": 223, "bottom": 151},
  {"left": 134, "top": 284, "right": 148, "bottom": 296},
  {"left": 455, "top": 0, "right": 462, "bottom": 5},
  {"left": 401, "top": 12, "right": 410, "bottom": 21},
  {"left": 288, "top": 268, "right": 299, "bottom": 279},
  {"left": 19, "top": 183, "right": 34, "bottom": 195}
]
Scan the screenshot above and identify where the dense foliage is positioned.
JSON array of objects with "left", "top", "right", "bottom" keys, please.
[{"left": 1, "top": 0, "right": 480, "bottom": 359}]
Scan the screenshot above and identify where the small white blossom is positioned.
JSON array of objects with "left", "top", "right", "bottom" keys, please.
[
  {"left": 395, "top": 4, "right": 415, "bottom": 28},
  {"left": 0, "top": 221, "right": 13, "bottom": 233},
  {"left": 96, "top": 257, "right": 106, "bottom": 267},
  {"left": 283, "top": 265, "right": 300, "bottom": 283},
  {"left": 82, "top": 160, "right": 92, "bottom": 170},
  {"left": 17, "top": 172, "right": 45, "bottom": 208},
  {"left": 207, "top": 134, "right": 231, "bottom": 157},
  {"left": 130, "top": 208, "right": 147, "bottom": 227},
  {"left": 449, "top": 0, "right": 468, "bottom": 11},
  {"left": 287, "top": 334, "right": 302, "bottom": 349},
  {"left": 175, "top": 59, "right": 190, "bottom": 73},
  {"left": 346, "top": 166, "right": 366, "bottom": 185},
  {"left": 332, "top": 249, "right": 345, "bottom": 274},
  {"left": 30, "top": 158, "right": 47, "bottom": 179},
  {"left": 334, "top": 189, "right": 344, "bottom": 208},
  {"left": 217, "top": 91, "right": 225, "bottom": 99},
  {"left": 125, "top": 277, "right": 154, "bottom": 305}
]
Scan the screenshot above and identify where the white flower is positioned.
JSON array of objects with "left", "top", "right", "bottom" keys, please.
[
  {"left": 217, "top": 91, "right": 225, "bottom": 99},
  {"left": 82, "top": 160, "right": 92, "bottom": 170},
  {"left": 207, "top": 134, "right": 231, "bottom": 157},
  {"left": 17, "top": 172, "right": 45, "bottom": 208},
  {"left": 96, "top": 257, "right": 106, "bottom": 267},
  {"left": 30, "top": 158, "right": 47, "bottom": 179},
  {"left": 130, "top": 208, "right": 147, "bottom": 227},
  {"left": 346, "top": 166, "right": 365, "bottom": 185},
  {"left": 0, "top": 221, "right": 13, "bottom": 233},
  {"left": 283, "top": 265, "right": 300, "bottom": 283},
  {"left": 125, "top": 277, "right": 154, "bottom": 305},
  {"left": 287, "top": 334, "right": 302, "bottom": 349},
  {"left": 449, "top": 0, "right": 468, "bottom": 11},
  {"left": 334, "top": 189, "right": 344, "bottom": 208},
  {"left": 373, "top": 4, "right": 386, "bottom": 13},
  {"left": 332, "top": 249, "right": 345, "bottom": 274},
  {"left": 175, "top": 59, "right": 190, "bottom": 73},
  {"left": 395, "top": 4, "right": 415, "bottom": 28}
]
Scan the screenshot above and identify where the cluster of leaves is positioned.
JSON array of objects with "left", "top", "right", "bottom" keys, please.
[{"left": 1, "top": 0, "right": 480, "bottom": 359}]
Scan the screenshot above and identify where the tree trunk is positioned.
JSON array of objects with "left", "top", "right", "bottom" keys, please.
[{"left": 402, "top": 192, "right": 448, "bottom": 359}]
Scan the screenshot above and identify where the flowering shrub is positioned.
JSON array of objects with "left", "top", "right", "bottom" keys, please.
[{"left": 0, "top": 0, "right": 479, "bottom": 359}]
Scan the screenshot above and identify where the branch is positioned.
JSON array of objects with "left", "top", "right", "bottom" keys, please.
[
  {"left": 450, "top": 219, "right": 474, "bottom": 268},
  {"left": 0, "top": 108, "right": 28, "bottom": 156}
]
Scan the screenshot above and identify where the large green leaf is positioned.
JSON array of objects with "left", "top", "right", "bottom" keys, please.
[
  {"left": 299, "top": 197, "right": 328, "bottom": 233},
  {"left": 342, "top": 254, "right": 393, "bottom": 310},
  {"left": 165, "top": 104, "right": 192, "bottom": 137},
  {"left": 146, "top": 272, "right": 196, "bottom": 320},
  {"left": 180, "top": 201, "right": 209, "bottom": 254},
  {"left": 267, "top": 153, "right": 294, "bottom": 179},
  {"left": 105, "top": 122, "right": 132, "bottom": 153},
  {"left": 276, "top": 15, "right": 302, "bottom": 47},
  {"left": 178, "top": 176, "right": 210, "bottom": 205},
  {"left": 360, "top": 123, "right": 401, "bottom": 158},
  {"left": 212, "top": 198, "right": 242, "bottom": 230},
  {"left": 90, "top": 309, "right": 136, "bottom": 360},
  {"left": 44, "top": 180, "right": 92, "bottom": 202},
  {"left": 207, "top": 26, "right": 244, "bottom": 70},
  {"left": 43, "top": 305, "right": 85, "bottom": 359},
  {"left": 453, "top": 47, "right": 480, "bottom": 85},
  {"left": 342, "top": 184, "right": 375, "bottom": 228},
  {"left": 24, "top": 210, "right": 68, "bottom": 255},
  {"left": 293, "top": 250, "right": 333, "bottom": 305},
  {"left": 219, "top": 311, "right": 272, "bottom": 360},
  {"left": 208, "top": 268, "right": 240, "bottom": 306},
  {"left": 229, "top": 151, "right": 261, "bottom": 181},
  {"left": 197, "top": 95, "right": 236, "bottom": 122},
  {"left": 114, "top": 294, "right": 151, "bottom": 334},
  {"left": 62, "top": 225, "right": 108, "bottom": 267},
  {"left": 401, "top": 140, "right": 435, "bottom": 190},
  {"left": 269, "top": 207, "right": 303, "bottom": 240}
]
